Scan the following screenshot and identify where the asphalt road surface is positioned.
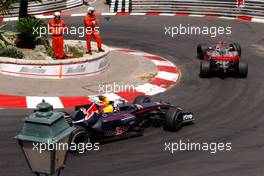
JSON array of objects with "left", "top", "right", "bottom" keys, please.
[{"left": 1, "top": 16, "right": 264, "bottom": 176}]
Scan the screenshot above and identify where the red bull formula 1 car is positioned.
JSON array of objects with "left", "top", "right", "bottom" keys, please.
[
  {"left": 197, "top": 42, "right": 248, "bottom": 78},
  {"left": 63, "top": 96, "right": 194, "bottom": 152}
]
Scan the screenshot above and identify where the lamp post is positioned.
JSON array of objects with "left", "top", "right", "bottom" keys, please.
[{"left": 15, "top": 100, "right": 75, "bottom": 176}]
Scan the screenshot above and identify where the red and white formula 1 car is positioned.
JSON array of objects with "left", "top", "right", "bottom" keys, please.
[{"left": 197, "top": 42, "right": 248, "bottom": 78}]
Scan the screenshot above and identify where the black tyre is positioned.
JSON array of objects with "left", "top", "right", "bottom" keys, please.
[
  {"left": 230, "top": 42, "right": 241, "bottom": 56},
  {"left": 238, "top": 61, "right": 248, "bottom": 78},
  {"left": 69, "top": 125, "right": 91, "bottom": 153},
  {"left": 133, "top": 96, "right": 151, "bottom": 104},
  {"left": 197, "top": 44, "right": 207, "bottom": 60},
  {"left": 200, "top": 61, "right": 211, "bottom": 78},
  {"left": 164, "top": 107, "right": 183, "bottom": 132}
]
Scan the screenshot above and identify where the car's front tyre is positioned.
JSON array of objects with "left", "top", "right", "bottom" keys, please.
[
  {"left": 133, "top": 96, "right": 151, "bottom": 104},
  {"left": 69, "top": 125, "right": 91, "bottom": 153},
  {"left": 164, "top": 107, "right": 183, "bottom": 132}
]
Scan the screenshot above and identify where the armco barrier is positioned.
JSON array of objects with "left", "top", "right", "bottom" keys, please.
[
  {"left": 111, "top": 0, "right": 264, "bottom": 18},
  {"left": 0, "top": 0, "right": 83, "bottom": 17}
]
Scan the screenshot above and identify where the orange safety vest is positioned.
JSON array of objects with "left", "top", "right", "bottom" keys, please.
[
  {"left": 49, "top": 19, "right": 67, "bottom": 36},
  {"left": 84, "top": 14, "right": 99, "bottom": 29}
]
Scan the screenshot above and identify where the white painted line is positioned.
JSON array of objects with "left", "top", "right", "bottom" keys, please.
[
  {"left": 252, "top": 18, "right": 264, "bottom": 23},
  {"left": 36, "top": 15, "right": 53, "bottom": 19},
  {"left": 218, "top": 16, "right": 236, "bottom": 20},
  {"left": 189, "top": 14, "right": 205, "bottom": 17},
  {"left": 159, "top": 13, "right": 176, "bottom": 16},
  {"left": 3, "top": 17, "right": 18, "bottom": 21},
  {"left": 26, "top": 96, "right": 64, "bottom": 109},
  {"left": 135, "top": 83, "right": 166, "bottom": 96},
  {"left": 101, "top": 12, "right": 117, "bottom": 16},
  {"left": 35, "top": 15, "right": 44, "bottom": 18},
  {"left": 156, "top": 71, "right": 179, "bottom": 82},
  {"left": 71, "top": 13, "right": 86, "bottom": 17},
  {"left": 151, "top": 60, "right": 175, "bottom": 67},
  {"left": 130, "top": 13, "right": 146, "bottom": 16}
]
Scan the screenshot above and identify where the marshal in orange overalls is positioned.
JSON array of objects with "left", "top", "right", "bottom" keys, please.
[
  {"left": 49, "top": 18, "right": 67, "bottom": 59},
  {"left": 83, "top": 13, "right": 103, "bottom": 53}
]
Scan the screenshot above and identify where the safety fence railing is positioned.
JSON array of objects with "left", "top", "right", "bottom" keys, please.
[
  {"left": 0, "top": 0, "right": 83, "bottom": 17},
  {"left": 110, "top": 0, "right": 132, "bottom": 12},
  {"left": 111, "top": 0, "right": 264, "bottom": 18}
]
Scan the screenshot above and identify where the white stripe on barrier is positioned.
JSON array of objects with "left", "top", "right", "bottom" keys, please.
[
  {"left": 125, "top": 0, "right": 130, "bottom": 12},
  {"left": 117, "top": 1, "right": 122, "bottom": 12}
]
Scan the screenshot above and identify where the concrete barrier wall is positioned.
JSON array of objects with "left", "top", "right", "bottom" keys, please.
[{"left": 0, "top": 41, "right": 110, "bottom": 79}]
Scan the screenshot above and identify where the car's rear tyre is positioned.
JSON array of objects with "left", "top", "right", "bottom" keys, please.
[
  {"left": 230, "top": 42, "right": 241, "bottom": 56},
  {"left": 238, "top": 61, "right": 248, "bottom": 78},
  {"left": 197, "top": 44, "right": 207, "bottom": 60},
  {"left": 69, "top": 125, "right": 91, "bottom": 153},
  {"left": 164, "top": 107, "right": 183, "bottom": 132},
  {"left": 133, "top": 96, "right": 151, "bottom": 104},
  {"left": 200, "top": 61, "right": 211, "bottom": 78}
]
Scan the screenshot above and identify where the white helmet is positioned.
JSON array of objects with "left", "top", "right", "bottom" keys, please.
[
  {"left": 87, "top": 6, "right": 95, "bottom": 13},
  {"left": 54, "top": 12, "right": 61, "bottom": 17}
]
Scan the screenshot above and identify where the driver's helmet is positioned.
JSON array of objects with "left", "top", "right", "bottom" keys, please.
[
  {"left": 98, "top": 95, "right": 110, "bottom": 105},
  {"left": 98, "top": 95, "right": 105, "bottom": 101}
]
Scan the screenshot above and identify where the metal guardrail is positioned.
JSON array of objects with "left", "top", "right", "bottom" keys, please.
[
  {"left": 128, "top": 0, "right": 264, "bottom": 18},
  {"left": 0, "top": 0, "right": 83, "bottom": 17}
]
